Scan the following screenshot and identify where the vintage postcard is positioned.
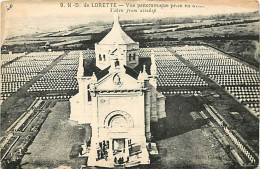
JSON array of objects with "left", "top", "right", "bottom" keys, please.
[{"left": 1, "top": 0, "right": 259, "bottom": 168}]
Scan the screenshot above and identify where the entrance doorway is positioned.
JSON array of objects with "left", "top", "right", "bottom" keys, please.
[{"left": 113, "top": 139, "right": 125, "bottom": 153}]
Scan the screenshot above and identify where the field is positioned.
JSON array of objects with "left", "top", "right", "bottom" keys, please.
[
  {"left": 21, "top": 101, "right": 88, "bottom": 169},
  {"left": 1, "top": 44, "right": 259, "bottom": 168},
  {"left": 2, "top": 12, "right": 259, "bottom": 66},
  {"left": 0, "top": 95, "right": 35, "bottom": 136},
  {"left": 141, "top": 22, "right": 258, "bottom": 40},
  {"left": 1, "top": 51, "right": 66, "bottom": 136},
  {"left": 155, "top": 128, "right": 232, "bottom": 169},
  {"left": 20, "top": 97, "right": 233, "bottom": 169},
  {"left": 206, "top": 40, "right": 259, "bottom": 66}
]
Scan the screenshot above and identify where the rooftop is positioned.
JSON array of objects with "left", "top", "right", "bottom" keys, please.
[{"left": 99, "top": 14, "right": 135, "bottom": 45}]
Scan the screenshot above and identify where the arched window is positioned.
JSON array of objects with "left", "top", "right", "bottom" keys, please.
[
  {"left": 87, "top": 85, "right": 92, "bottom": 101},
  {"left": 115, "top": 59, "right": 120, "bottom": 67},
  {"left": 103, "top": 54, "right": 106, "bottom": 61},
  {"left": 133, "top": 53, "right": 136, "bottom": 60},
  {"left": 129, "top": 54, "right": 132, "bottom": 61},
  {"left": 99, "top": 54, "right": 102, "bottom": 61}
]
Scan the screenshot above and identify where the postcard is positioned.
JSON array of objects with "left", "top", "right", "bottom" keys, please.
[{"left": 1, "top": 0, "right": 259, "bottom": 168}]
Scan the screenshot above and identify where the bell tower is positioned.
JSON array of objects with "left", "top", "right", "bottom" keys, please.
[{"left": 95, "top": 14, "right": 139, "bottom": 70}]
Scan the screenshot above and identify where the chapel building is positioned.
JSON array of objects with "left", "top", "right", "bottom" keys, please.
[{"left": 70, "top": 15, "right": 166, "bottom": 167}]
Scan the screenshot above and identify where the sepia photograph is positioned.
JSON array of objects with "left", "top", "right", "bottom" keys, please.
[{"left": 1, "top": 0, "right": 259, "bottom": 168}]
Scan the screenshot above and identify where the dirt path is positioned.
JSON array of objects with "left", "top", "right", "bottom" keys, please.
[
  {"left": 1, "top": 51, "right": 69, "bottom": 132},
  {"left": 21, "top": 101, "right": 86, "bottom": 169},
  {"left": 2, "top": 52, "right": 68, "bottom": 112},
  {"left": 167, "top": 47, "right": 259, "bottom": 153}
]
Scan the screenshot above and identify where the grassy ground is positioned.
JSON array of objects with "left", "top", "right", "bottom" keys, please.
[
  {"left": 153, "top": 128, "right": 232, "bottom": 169},
  {"left": 19, "top": 96, "right": 234, "bottom": 169},
  {"left": 209, "top": 91, "right": 259, "bottom": 153},
  {"left": 21, "top": 101, "right": 87, "bottom": 169},
  {"left": 3, "top": 18, "right": 258, "bottom": 67},
  {"left": 145, "top": 22, "right": 259, "bottom": 39},
  {"left": 206, "top": 40, "right": 259, "bottom": 67},
  {"left": 0, "top": 95, "right": 35, "bottom": 136},
  {"left": 151, "top": 95, "right": 207, "bottom": 140},
  {"left": 167, "top": 48, "right": 259, "bottom": 153},
  {"left": 1, "top": 52, "right": 66, "bottom": 137},
  {"left": 148, "top": 95, "right": 233, "bottom": 169}
]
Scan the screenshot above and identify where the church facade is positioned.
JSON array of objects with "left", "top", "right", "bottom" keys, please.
[{"left": 69, "top": 15, "right": 166, "bottom": 167}]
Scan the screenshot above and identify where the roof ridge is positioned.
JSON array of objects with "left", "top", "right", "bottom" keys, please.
[{"left": 99, "top": 16, "right": 135, "bottom": 45}]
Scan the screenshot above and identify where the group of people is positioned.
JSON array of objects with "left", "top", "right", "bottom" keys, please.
[
  {"left": 97, "top": 140, "right": 109, "bottom": 160},
  {"left": 114, "top": 156, "right": 129, "bottom": 164},
  {"left": 95, "top": 139, "right": 136, "bottom": 163},
  {"left": 86, "top": 140, "right": 91, "bottom": 147}
]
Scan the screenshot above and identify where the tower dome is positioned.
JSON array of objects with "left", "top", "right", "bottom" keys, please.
[{"left": 99, "top": 14, "right": 135, "bottom": 45}]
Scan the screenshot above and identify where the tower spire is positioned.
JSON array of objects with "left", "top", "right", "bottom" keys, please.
[
  {"left": 150, "top": 50, "right": 157, "bottom": 75},
  {"left": 77, "top": 51, "right": 84, "bottom": 77},
  {"left": 142, "top": 65, "right": 148, "bottom": 79},
  {"left": 91, "top": 72, "right": 97, "bottom": 82},
  {"left": 149, "top": 50, "right": 158, "bottom": 88}
]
